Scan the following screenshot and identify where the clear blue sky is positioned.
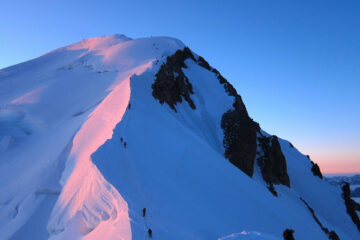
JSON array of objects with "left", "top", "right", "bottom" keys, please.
[{"left": 1, "top": 0, "right": 359, "bottom": 173}]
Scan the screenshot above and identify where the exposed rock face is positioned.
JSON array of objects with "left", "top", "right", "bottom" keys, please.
[
  {"left": 328, "top": 231, "right": 340, "bottom": 240},
  {"left": 300, "top": 197, "right": 340, "bottom": 240},
  {"left": 258, "top": 135, "right": 290, "bottom": 190},
  {"left": 152, "top": 48, "right": 260, "bottom": 177},
  {"left": 152, "top": 47, "right": 196, "bottom": 112},
  {"left": 221, "top": 107, "right": 259, "bottom": 177},
  {"left": 196, "top": 55, "right": 260, "bottom": 177},
  {"left": 283, "top": 229, "right": 295, "bottom": 240},
  {"left": 342, "top": 182, "right": 360, "bottom": 231},
  {"left": 310, "top": 161, "right": 323, "bottom": 179}
]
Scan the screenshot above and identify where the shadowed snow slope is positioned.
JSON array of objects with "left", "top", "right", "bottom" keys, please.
[{"left": 0, "top": 35, "right": 359, "bottom": 240}]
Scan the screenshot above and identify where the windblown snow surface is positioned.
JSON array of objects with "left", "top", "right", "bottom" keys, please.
[{"left": 0, "top": 35, "right": 359, "bottom": 240}]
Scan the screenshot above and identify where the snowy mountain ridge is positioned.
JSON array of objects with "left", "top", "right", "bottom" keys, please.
[{"left": 0, "top": 34, "right": 359, "bottom": 240}]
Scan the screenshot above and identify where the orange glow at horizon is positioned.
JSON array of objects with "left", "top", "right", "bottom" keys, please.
[{"left": 311, "top": 152, "right": 360, "bottom": 174}]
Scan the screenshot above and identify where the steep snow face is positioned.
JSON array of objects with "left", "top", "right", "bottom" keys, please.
[
  {"left": 1, "top": 35, "right": 359, "bottom": 240},
  {"left": 0, "top": 35, "right": 184, "bottom": 240},
  {"left": 92, "top": 48, "right": 359, "bottom": 240}
]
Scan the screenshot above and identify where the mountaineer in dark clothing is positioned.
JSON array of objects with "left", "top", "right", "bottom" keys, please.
[
  {"left": 283, "top": 229, "right": 295, "bottom": 240},
  {"left": 148, "top": 229, "right": 152, "bottom": 238},
  {"left": 142, "top": 208, "right": 146, "bottom": 217},
  {"left": 124, "top": 142, "right": 127, "bottom": 148}
]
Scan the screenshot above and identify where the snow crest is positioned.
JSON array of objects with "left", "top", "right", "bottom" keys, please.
[
  {"left": 0, "top": 34, "right": 184, "bottom": 239},
  {"left": 1, "top": 34, "right": 359, "bottom": 240}
]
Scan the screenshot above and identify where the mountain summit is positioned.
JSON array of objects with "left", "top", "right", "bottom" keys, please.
[{"left": 0, "top": 35, "right": 359, "bottom": 240}]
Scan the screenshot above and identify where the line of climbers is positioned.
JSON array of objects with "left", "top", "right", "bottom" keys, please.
[
  {"left": 143, "top": 208, "right": 152, "bottom": 238},
  {"left": 120, "top": 137, "right": 126, "bottom": 148}
]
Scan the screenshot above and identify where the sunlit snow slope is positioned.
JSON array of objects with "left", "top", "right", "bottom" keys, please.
[{"left": 0, "top": 35, "right": 359, "bottom": 240}]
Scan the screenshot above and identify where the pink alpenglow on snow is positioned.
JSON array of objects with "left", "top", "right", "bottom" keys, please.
[
  {"left": 0, "top": 35, "right": 185, "bottom": 239},
  {"left": 0, "top": 35, "right": 359, "bottom": 240}
]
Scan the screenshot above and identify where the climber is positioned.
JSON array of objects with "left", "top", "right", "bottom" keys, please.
[
  {"left": 124, "top": 142, "right": 127, "bottom": 148},
  {"left": 283, "top": 229, "right": 295, "bottom": 240},
  {"left": 148, "top": 229, "right": 152, "bottom": 238},
  {"left": 142, "top": 208, "right": 146, "bottom": 217}
]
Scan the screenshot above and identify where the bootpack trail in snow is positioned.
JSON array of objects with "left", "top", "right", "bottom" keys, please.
[{"left": 0, "top": 34, "right": 359, "bottom": 240}]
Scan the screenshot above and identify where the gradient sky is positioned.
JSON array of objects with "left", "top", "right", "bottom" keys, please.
[{"left": 1, "top": 0, "right": 359, "bottom": 173}]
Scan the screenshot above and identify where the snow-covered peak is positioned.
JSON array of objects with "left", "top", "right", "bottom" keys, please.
[
  {"left": 1, "top": 34, "right": 185, "bottom": 82},
  {"left": 0, "top": 35, "right": 359, "bottom": 240},
  {"left": 0, "top": 34, "right": 185, "bottom": 240},
  {"left": 62, "top": 34, "right": 185, "bottom": 68},
  {"left": 65, "top": 34, "right": 132, "bottom": 51}
]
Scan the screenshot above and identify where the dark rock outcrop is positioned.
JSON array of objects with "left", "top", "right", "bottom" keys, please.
[
  {"left": 221, "top": 108, "right": 259, "bottom": 177},
  {"left": 197, "top": 56, "right": 212, "bottom": 71},
  {"left": 283, "top": 229, "right": 295, "bottom": 240},
  {"left": 267, "top": 185, "right": 278, "bottom": 197},
  {"left": 342, "top": 182, "right": 360, "bottom": 231},
  {"left": 310, "top": 161, "right": 323, "bottom": 179},
  {"left": 152, "top": 47, "right": 196, "bottom": 112},
  {"left": 153, "top": 48, "right": 260, "bottom": 177},
  {"left": 196, "top": 54, "right": 260, "bottom": 177},
  {"left": 258, "top": 135, "right": 290, "bottom": 191},
  {"left": 300, "top": 197, "right": 340, "bottom": 240},
  {"left": 216, "top": 74, "right": 259, "bottom": 177},
  {"left": 328, "top": 231, "right": 340, "bottom": 240}
]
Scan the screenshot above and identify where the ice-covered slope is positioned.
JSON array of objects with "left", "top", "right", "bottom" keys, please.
[{"left": 0, "top": 35, "right": 359, "bottom": 240}]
